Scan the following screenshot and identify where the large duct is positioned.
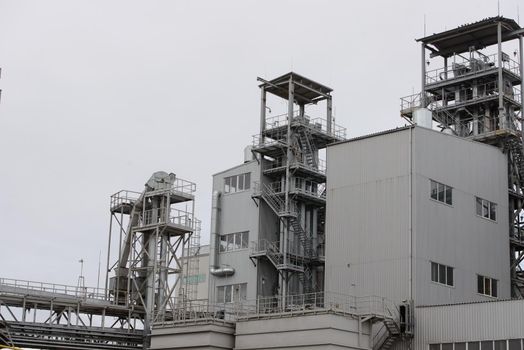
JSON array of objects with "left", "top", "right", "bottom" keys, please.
[{"left": 209, "top": 190, "right": 235, "bottom": 277}]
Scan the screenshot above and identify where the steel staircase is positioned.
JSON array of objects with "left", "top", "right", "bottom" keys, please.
[
  {"left": 373, "top": 318, "right": 402, "bottom": 350},
  {"left": 298, "top": 129, "right": 317, "bottom": 169},
  {"left": 265, "top": 241, "right": 283, "bottom": 269},
  {"left": 508, "top": 137, "right": 524, "bottom": 181},
  {"left": 259, "top": 183, "right": 288, "bottom": 216}
]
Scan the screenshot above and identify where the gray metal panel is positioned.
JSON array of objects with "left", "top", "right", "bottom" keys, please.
[
  {"left": 413, "top": 127, "right": 510, "bottom": 305},
  {"left": 325, "top": 128, "right": 412, "bottom": 302},
  {"left": 414, "top": 299, "right": 524, "bottom": 347},
  {"left": 325, "top": 126, "right": 510, "bottom": 306},
  {"left": 208, "top": 161, "right": 261, "bottom": 302}
]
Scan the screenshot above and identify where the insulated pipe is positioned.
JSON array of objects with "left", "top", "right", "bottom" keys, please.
[{"left": 209, "top": 190, "right": 235, "bottom": 277}]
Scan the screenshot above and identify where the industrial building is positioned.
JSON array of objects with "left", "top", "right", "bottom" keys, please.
[{"left": 1, "top": 14, "right": 524, "bottom": 350}]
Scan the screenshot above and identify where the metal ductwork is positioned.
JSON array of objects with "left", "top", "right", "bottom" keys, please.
[{"left": 209, "top": 190, "right": 235, "bottom": 277}]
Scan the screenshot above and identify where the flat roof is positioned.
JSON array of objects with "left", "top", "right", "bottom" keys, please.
[
  {"left": 417, "top": 16, "right": 521, "bottom": 57},
  {"left": 258, "top": 72, "right": 332, "bottom": 105}
]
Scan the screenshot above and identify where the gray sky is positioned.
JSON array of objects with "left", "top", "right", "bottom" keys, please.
[{"left": 0, "top": 0, "right": 521, "bottom": 287}]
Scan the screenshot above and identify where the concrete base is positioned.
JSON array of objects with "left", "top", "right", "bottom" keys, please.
[
  {"left": 150, "top": 320, "right": 235, "bottom": 350},
  {"left": 234, "top": 311, "right": 371, "bottom": 350}
]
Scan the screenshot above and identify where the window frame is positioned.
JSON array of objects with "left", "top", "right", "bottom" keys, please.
[
  {"left": 224, "top": 172, "right": 251, "bottom": 194},
  {"left": 430, "top": 261, "right": 454, "bottom": 287},
  {"left": 477, "top": 274, "right": 498, "bottom": 298},
  {"left": 219, "top": 231, "right": 249, "bottom": 253},
  {"left": 430, "top": 179, "right": 453, "bottom": 206},
  {"left": 475, "top": 196, "right": 497, "bottom": 222},
  {"left": 216, "top": 283, "right": 248, "bottom": 303}
]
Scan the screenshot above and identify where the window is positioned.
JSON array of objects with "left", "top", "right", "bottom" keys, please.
[
  {"left": 476, "top": 197, "right": 497, "bottom": 221},
  {"left": 224, "top": 173, "right": 251, "bottom": 193},
  {"left": 478, "top": 274, "right": 498, "bottom": 297},
  {"left": 219, "top": 231, "right": 249, "bottom": 252},
  {"left": 430, "top": 180, "right": 452, "bottom": 205},
  {"left": 216, "top": 283, "right": 247, "bottom": 303},
  {"left": 431, "top": 261, "right": 454, "bottom": 286}
]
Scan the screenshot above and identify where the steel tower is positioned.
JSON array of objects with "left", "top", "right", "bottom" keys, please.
[
  {"left": 106, "top": 171, "right": 200, "bottom": 332},
  {"left": 250, "top": 72, "right": 346, "bottom": 299}
]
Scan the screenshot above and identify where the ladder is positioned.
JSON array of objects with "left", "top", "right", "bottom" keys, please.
[{"left": 298, "top": 130, "right": 318, "bottom": 169}]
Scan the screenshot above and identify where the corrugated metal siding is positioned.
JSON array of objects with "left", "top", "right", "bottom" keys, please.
[
  {"left": 413, "top": 127, "right": 510, "bottom": 305},
  {"left": 415, "top": 300, "right": 524, "bottom": 347},
  {"left": 325, "top": 128, "right": 412, "bottom": 302},
  {"left": 325, "top": 126, "right": 510, "bottom": 307}
]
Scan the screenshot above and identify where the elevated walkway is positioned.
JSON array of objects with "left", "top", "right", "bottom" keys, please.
[{"left": 0, "top": 278, "right": 144, "bottom": 350}]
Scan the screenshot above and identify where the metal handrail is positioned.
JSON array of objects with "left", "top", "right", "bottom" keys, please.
[
  {"left": 110, "top": 190, "right": 142, "bottom": 210},
  {"left": 154, "top": 291, "right": 399, "bottom": 325},
  {"left": 138, "top": 208, "right": 195, "bottom": 229},
  {"left": 0, "top": 277, "right": 108, "bottom": 301},
  {"left": 263, "top": 111, "right": 347, "bottom": 140},
  {"left": 425, "top": 52, "right": 520, "bottom": 84}
]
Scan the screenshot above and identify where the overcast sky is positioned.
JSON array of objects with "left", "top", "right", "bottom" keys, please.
[{"left": 0, "top": 0, "right": 521, "bottom": 287}]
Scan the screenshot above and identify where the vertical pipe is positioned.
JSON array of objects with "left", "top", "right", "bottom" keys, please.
[
  {"left": 260, "top": 86, "right": 266, "bottom": 144},
  {"left": 327, "top": 95, "right": 333, "bottom": 134},
  {"left": 519, "top": 35, "right": 524, "bottom": 139},
  {"left": 105, "top": 214, "right": 113, "bottom": 300},
  {"left": 498, "top": 21, "right": 505, "bottom": 128},
  {"left": 283, "top": 76, "right": 294, "bottom": 301},
  {"left": 421, "top": 44, "right": 426, "bottom": 107}
]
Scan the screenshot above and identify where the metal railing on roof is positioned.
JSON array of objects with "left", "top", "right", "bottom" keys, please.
[
  {"left": 262, "top": 111, "right": 347, "bottom": 140},
  {"left": 425, "top": 52, "right": 520, "bottom": 85},
  {"left": 153, "top": 291, "right": 399, "bottom": 326},
  {"left": 0, "top": 277, "right": 108, "bottom": 302}
]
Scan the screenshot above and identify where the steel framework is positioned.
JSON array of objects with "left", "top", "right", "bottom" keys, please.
[
  {"left": 400, "top": 17, "right": 524, "bottom": 297},
  {"left": 250, "top": 72, "right": 346, "bottom": 299}
]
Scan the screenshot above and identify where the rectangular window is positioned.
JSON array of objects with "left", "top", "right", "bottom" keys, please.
[
  {"left": 216, "top": 283, "right": 247, "bottom": 303},
  {"left": 478, "top": 274, "right": 498, "bottom": 297},
  {"left": 431, "top": 261, "right": 454, "bottom": 286},
  {"left": 508, "top": 339, "right": 521, "bottom": 350},
  {"left": 224, "top": 172, "right": 251, "bottom": 193},
  {"left": 219, "top": 231, "right": 249, "bottom": 252},
  {"left": 476, "top": 196, "right": 497, "bottom": 221},
  {"left": 495, "top": 340, "right": 507, "bottom": 350},
  {"left": 455, "top": 343, "right": 466, "bottom": 350},
  {"left": 430, "top": 180, "right": 452, "bottom": 205}
]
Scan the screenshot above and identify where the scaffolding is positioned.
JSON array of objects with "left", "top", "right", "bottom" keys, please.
[
  {"left": 400, "top": 17, "right": 524, "bottom": 297},
  {"left": 250, "top": 72, "right": 346, "bottom": 299}
]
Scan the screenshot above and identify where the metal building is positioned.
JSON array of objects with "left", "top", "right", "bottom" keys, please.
[{"left": 400, "top": 16, "right": 524, "bottom": 297}]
